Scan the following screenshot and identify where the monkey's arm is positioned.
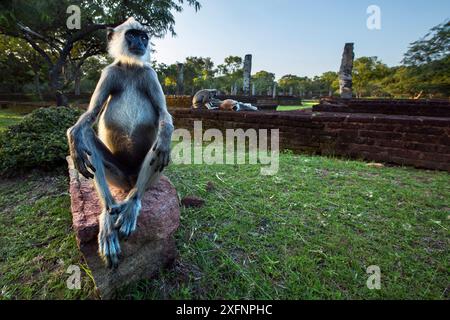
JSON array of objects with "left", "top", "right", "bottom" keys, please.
[
  {"left": 147, "top": 67, "right": 174, "bottom": 171},
  {"left": 67, "top": 69, "right": 112, "bottom": 178}
]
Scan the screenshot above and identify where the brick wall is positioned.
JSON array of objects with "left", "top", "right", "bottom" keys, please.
[
  {"left": 166, "top": 95, "right": 192, "bottom": 108},
  {"left": 315, "top": 98, "right": 450, "bottom": 117},
  {"left": 171, "top": 108, "right": 450, "bottom": 171}
]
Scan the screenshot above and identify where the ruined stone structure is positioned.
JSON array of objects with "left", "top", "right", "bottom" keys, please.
[
  {"left": 171, "top": 99, "right": 450, "bottom": 172},
  {"left": 214, "top": 95, "right": 301, "bottom": 111},
  {"left": 176, "top": 63, "right": 184, "bottom": 95},
  {"left": 339, "top": 43, "right": 354, "bottom": 99},
  {"left": 243, "top": 54, "right": 252, "bottom": 95}
]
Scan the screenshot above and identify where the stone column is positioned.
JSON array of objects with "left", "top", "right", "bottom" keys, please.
[
  {"left": 289, "top": 87, "right": 293, "bottom": 96},
  {"left": 243, "top": 54, "right": 252, "bottom": 95},
  {"left": 232, "top": 82, "right": 238, "bottom": 95},
  {"left": 176, "top": 63, "right": 184, "bottom": 95},
  {"left": 272, "top": 83, "right": 277, "bottom": 98},
  {"left": 252, "top": 83, "right": 256, "bottom": 96},
  {"left": 339, "top": 43, "right": 354, "bottom": 99}
]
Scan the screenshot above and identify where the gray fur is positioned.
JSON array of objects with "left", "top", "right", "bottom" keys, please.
[{"left": 67, "top": 19, "right": 173, "bottom": 268}]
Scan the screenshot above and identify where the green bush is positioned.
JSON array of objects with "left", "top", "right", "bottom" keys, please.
[{"left": 0, "top": 106, "right": 83, "bottom": 176}]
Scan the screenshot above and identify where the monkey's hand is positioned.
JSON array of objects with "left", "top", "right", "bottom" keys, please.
[
  {"left": 114, "top": 195, "right": 142, "bottom": 240},
  {"left": 67, "top": 127, "right": 96, "bottom": 179},
  {"left": 151, "top": 123, "right": 173, "bottom": 172},
  {"left": 98, "top": 208, "right": 121, "bottom": 269},
  {"left": 150, "top": 139, "right": 171, "bottom": 173}
]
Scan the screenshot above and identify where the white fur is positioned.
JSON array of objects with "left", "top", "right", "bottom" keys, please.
[{"left": 108, "top": 17, "right": 151, "bottom": 66}]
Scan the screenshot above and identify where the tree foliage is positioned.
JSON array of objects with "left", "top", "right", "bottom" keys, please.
[
  {"left": 0, "top": 15, "right": 448, "bottom": 99},
  {"left": 403, "top": 20, "right": 450, "bottom": 66},
  {"left": 252, "top": 71, "right": 275, "bottom": 95},
  {"left": 353, "top": 57, "right": 391, "bottom": 98},
  {"left": 0, "top": 0, "right": 201, "bottom": 104}
]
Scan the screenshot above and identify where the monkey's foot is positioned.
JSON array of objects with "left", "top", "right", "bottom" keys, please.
[
  {"left": 98, "top": 212, "right": 121, "bottom": 269},
  {"left": 114, "top": 198, "right": 142, "bottom": 239}
]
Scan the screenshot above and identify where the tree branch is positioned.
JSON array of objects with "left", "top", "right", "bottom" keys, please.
[
  {"left": 21, "top": 33, "right": 53, "bottom": 67},
  {"left": 69, "top": 23, "right": 117, "bottom": 43},
  {"left": 16, "top": 22, "right": 63, "bottom": 51}
]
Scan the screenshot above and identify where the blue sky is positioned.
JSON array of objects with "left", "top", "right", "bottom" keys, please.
[{"left": 152, "top": 0, "right": 450, "bottom": 79}]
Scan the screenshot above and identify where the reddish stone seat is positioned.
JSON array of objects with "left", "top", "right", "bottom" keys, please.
[{"left": 67, "top": 157, "right": 180, "bottom": 299}]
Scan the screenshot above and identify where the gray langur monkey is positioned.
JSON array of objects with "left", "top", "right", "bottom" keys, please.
[
  {"left": 192, "top": 89, "right": 221, "bottom": 109},
  {"left": 67, "top": 18, "right": 174, "bottom": 268}
]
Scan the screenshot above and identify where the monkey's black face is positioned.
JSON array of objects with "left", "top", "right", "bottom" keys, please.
[{"left": 125, "top": 29, "right": 149, "bottom": 56}]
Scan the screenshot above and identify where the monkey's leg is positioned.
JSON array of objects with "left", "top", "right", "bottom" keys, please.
[
  {"left": 83, "top": 128, "right": 132, "bottom": 268},
  {"left": 113, "top": 144, "right": 162, "bottom": 239},
  {"left": 115, "top": 125, "right": 172, "bottom": 239}
]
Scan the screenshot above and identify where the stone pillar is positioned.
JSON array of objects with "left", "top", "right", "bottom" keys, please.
[
  {"left": 272, "top": 83, "right": 277, "bottom": 98},
  {"left": 339, "top": 43, "right": 354, "bottom": 99},
  {"left": 176, "top": 63, "right": 184, "bottom": 95},
  {"left": 232, "top": 82, "right": 238, "bottom": 95},
  {"left": 289, "top": 87, "right": 293, "bottom": 96},
  {"left": 252, "top": 83, "right": 256, "bottom": 96},
  {"left": 243, "top": 54, "right": 252, "bottom": 95}
]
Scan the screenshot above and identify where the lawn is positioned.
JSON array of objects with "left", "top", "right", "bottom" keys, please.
[
  {"left": 0, "top": 108, "right": 24, "bottom": 131},
  {"left": 0, "top": 107, "right": 448, "bottom": 300},
  {"left": 0, "top": 152, "right": 448, "bottom": 299},
  {"left": 277, "top": 100, "right": 318, "bottom": 111}
]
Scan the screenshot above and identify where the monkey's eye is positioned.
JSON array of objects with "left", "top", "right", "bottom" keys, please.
[{"left": 141, "top": 35, "right": 148, "bottom": 41}]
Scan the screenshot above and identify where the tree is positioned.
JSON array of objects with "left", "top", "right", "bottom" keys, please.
[
  {"left": 400, "top": 20, "right": 450, "bottom": 98},
  {"left": 252, "top": 71, "right": 275, "bottom": 95},
  {"left": 353, "top": 56, "right": 390, "bottom": 98},
  {"left": 320, "top": 71, "right": 339, "bottom": 96},
  {"left": 0, "top": 35, "right": 48, "bottom": 96},
  {"left": 382, "top": 66, "right": 419, "bottom": 98},
  {"left": 183, "top": 56, "right": 216, "bottom": 94},
  {"left": 78, "top": 54, "right": 112, "bottom": 94},
  {"left": 0, "top": 0, "right": 201, "bottom": 105},
  {"left": 403, "top": 20, "right": 450, "bottom": 66},
  {"left": 153, "top": 62, "right": 178, "bottom": 94},
  {"left": 278, "top": 74, "right": 302, "bottom": 96},
  {"left": 217, "top": 56, "right": 243, "bottom": 94}
]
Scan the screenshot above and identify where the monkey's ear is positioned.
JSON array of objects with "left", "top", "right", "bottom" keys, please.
[{"left": 106, "top": 28, "right": 115, "bottom": 42}]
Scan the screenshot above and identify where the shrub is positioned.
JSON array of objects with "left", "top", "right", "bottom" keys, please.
[{"left": 0, "top": 106, "right": 83, "bottom": 176}]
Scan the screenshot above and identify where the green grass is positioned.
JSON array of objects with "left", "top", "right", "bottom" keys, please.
[
  {"left": 0, "top": 169, "right": 97, "bottom": 299},
  {"left": 0, "top": 108, "right": 25, "bottom": 131},
  {"left": 277, "top": 100, "right": 318, "bottom": 111},
  {"left": 0, "top": 106, "right": 448, "bottom": 299},
  {"left": 0, "top": 151, "right": 448, "bottom": 299}
]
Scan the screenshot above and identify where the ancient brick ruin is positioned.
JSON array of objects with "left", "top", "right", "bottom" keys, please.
[
  {"left": 172, "top": 98, "right": 450, "bottom": 171},
  {"left": 165, "top": 94, "right": 301, "bottom": 110}
]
